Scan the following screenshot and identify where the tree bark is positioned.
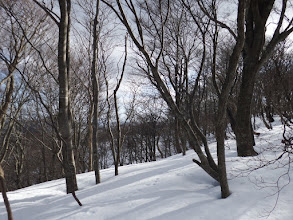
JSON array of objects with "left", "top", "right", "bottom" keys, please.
[
  {"left": 212, "top": 0, "right": 247, "bottom": 197},
  {"left": 216, "top": 97, "right": 231, "bottom": 198},
  {"left": 0, "top": 165, "right": 13, "bottom": 220},
  {"left": 87, "top": 109, "right": 93, "bottom": 171},
  {"left": 58, "top": 0, "right": 78, "bottom": 194},
  {"left": 235, "top": 0, "right": 293, "bottom": 156},
  {"left": 174, "top": 117, "right": 183, "bottom": 154},
  {"left": 235, "top": 59, "right": 259, "bottom": 156},
  {"left": 91, "top": 0, "right": 101, "bottom": 184},
  {"left": 234, "top": 0, "right": 267, "bottom": 156}
]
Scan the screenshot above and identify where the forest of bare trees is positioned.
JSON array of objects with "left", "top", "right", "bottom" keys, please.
[{"left": 0, "top": 0, "right": 292, "bottom": 218}]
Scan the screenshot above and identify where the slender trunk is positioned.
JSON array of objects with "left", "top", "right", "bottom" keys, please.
[
  {"left": 157, "top": 137, "right": 164, "bottom": 159},
  {"left": 0, "top": 166, "right": 13, "bottom": 220},
  {"left": 0, "top": 67, "right": 14, "bottom": 130},
  {"left": 174, "top": 117, "right": 182, "bottom": 154},
  {"left": 114, "top": 91, "right": 121, "bottom": 175},
  {"left": 112, "top": 34, "right": 127, "bottom": 175},
  {"left": 114, "top": 161, "right": 118, "bottom": 176},
  {"left": 212, "top": 0, "right": 247, "bottom": 198},
  {"left": 91, "top": 0, "right": 101, "bottom": 183},
  {"left": 227, "top": 101, "right": 237, "bottom": 134},
  {"left": 260, "top": 107, "right": 272, "bottom": 130},
  {"left": 87, "top": 110, "right": 93, "bottom": 171},
  {"left": 215, "top": 97, "right": 231, "bottom": 198},
  {"left": 50, "top": 128, "right": 57, "bottom": 180},
  {"left": 180, "top": 129, "right": 187, "bottom": 156},
  {"left": 152, "top": 134, "right": 156, "bottom": 161},
  {"left": 41, "top": 135, "right": 48, "bottom": 182}
]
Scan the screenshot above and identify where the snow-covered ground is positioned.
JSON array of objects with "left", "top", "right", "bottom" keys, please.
[{"left": 1, "top": 119, "right": 292, "bottom": 220}]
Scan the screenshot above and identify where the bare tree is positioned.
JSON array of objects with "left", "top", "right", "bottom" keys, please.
[
  {"left": 91, "top": 0, "right": 101, "bottom": 184},
  {"left": 235, "top": 0, "right": 293, "bottom": 156},
  {"left": 74, "top": 0, "right": 113, "bottom": 178},
  {"left": 0, "top": 0, "right": 40, "bottom": 159},
  {"left": 101, "top": 0, "right": 249, "bottom": 198},
  {"left": 105, "top": 35, "right": 133, "bottom": 175},
  {"left": 32, "top": 0, "right": 81, "bottom": 206},
  {"left": 0, "top": 2, "right": 47, "bottom": 215}
]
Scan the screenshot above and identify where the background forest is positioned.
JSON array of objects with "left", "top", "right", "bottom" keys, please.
[{"left": 0, "top": 0, "right": 292, "bottom": 209}]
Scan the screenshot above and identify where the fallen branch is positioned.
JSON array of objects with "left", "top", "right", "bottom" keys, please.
[{"left": 72, "top": 191, "right": 82, "bottom": 206}]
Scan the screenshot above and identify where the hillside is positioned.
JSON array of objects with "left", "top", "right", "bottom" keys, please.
[{"left": 0, "top": 120, "right": 292, "bottom": 220}]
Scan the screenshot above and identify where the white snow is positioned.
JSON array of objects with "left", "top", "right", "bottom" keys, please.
[{"left": 1, "top": 119, "right": 292, "bottom": 220}]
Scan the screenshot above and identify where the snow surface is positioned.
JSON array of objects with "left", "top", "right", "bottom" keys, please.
[{"left": 1, "top": 119, "right": 292, "bottom": 220}]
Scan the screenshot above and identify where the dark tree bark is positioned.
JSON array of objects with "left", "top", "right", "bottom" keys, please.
[
  {"left": 235, "top": 56, "right": 259, "bottom": 156},
  {"left": 87, "top": 106, "right": 93, "bottom": 172},
  {"left": 0, "top": 165, "right": 13, "bottom": 220},
  {"left": 174, "top": 117, "right": 183, "bottom": 154},
  {"left": 57, "top": 0, "right": 78, "bottom": 194},
  {"left": 235, "top": 0, "right": 293, "bottom": 156},
  {"left": 91, "top": 0, "right": 101, "bottom": 184}
]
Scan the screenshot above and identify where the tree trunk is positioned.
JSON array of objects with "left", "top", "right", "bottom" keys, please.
[
  {"left": 87, "top": 110, "right": 93, "bottom": 171},
  {"left": 0, "top": 75, "right": 14, "bottom": 163},
  {"left": 91, "top": 0, "right": 101, "bottom": 184},
  {"left": 41, "top": 140, "right": 48, "bottom": 182},
  {"left": 234, "top": 0, "right": 292, "bottom": 156},
  {"left": 215, "top": 97, "right": 231, "bottom": 198},
  {"left": 235, "top": 58, "right": 259, "bottom": 156},
  {"left": 0, "top": 165, "right": 13, "bottom": 220},
  {"left": 0, "top": 76, "right": 14, "bottom": 130},
  {"left": 174, "top": 117, "right": 182, "bottom": 154},
  {"left": 114, "top": 161, "right": 118, "bottom": 176},
  {"left": 58, "top": 0, "right": 78, "bottom": 194}
]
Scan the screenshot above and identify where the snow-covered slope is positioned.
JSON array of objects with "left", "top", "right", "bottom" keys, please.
[{"left": 1, "top": 120, "right": 292, "bottom": 220}]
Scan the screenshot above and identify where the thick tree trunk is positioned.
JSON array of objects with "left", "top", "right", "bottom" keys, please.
[
  {"left": 234, "top": 1, "right": 262, "bottom": 157},
  {"left": 235, "top": 61, "right": 258, "bottom": 156},
  {"left": 234, "top": 0, "right": 284, "bottom": 157},
  {"left": 58, "top": 0, "right": 78, "bottom": 194}
]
